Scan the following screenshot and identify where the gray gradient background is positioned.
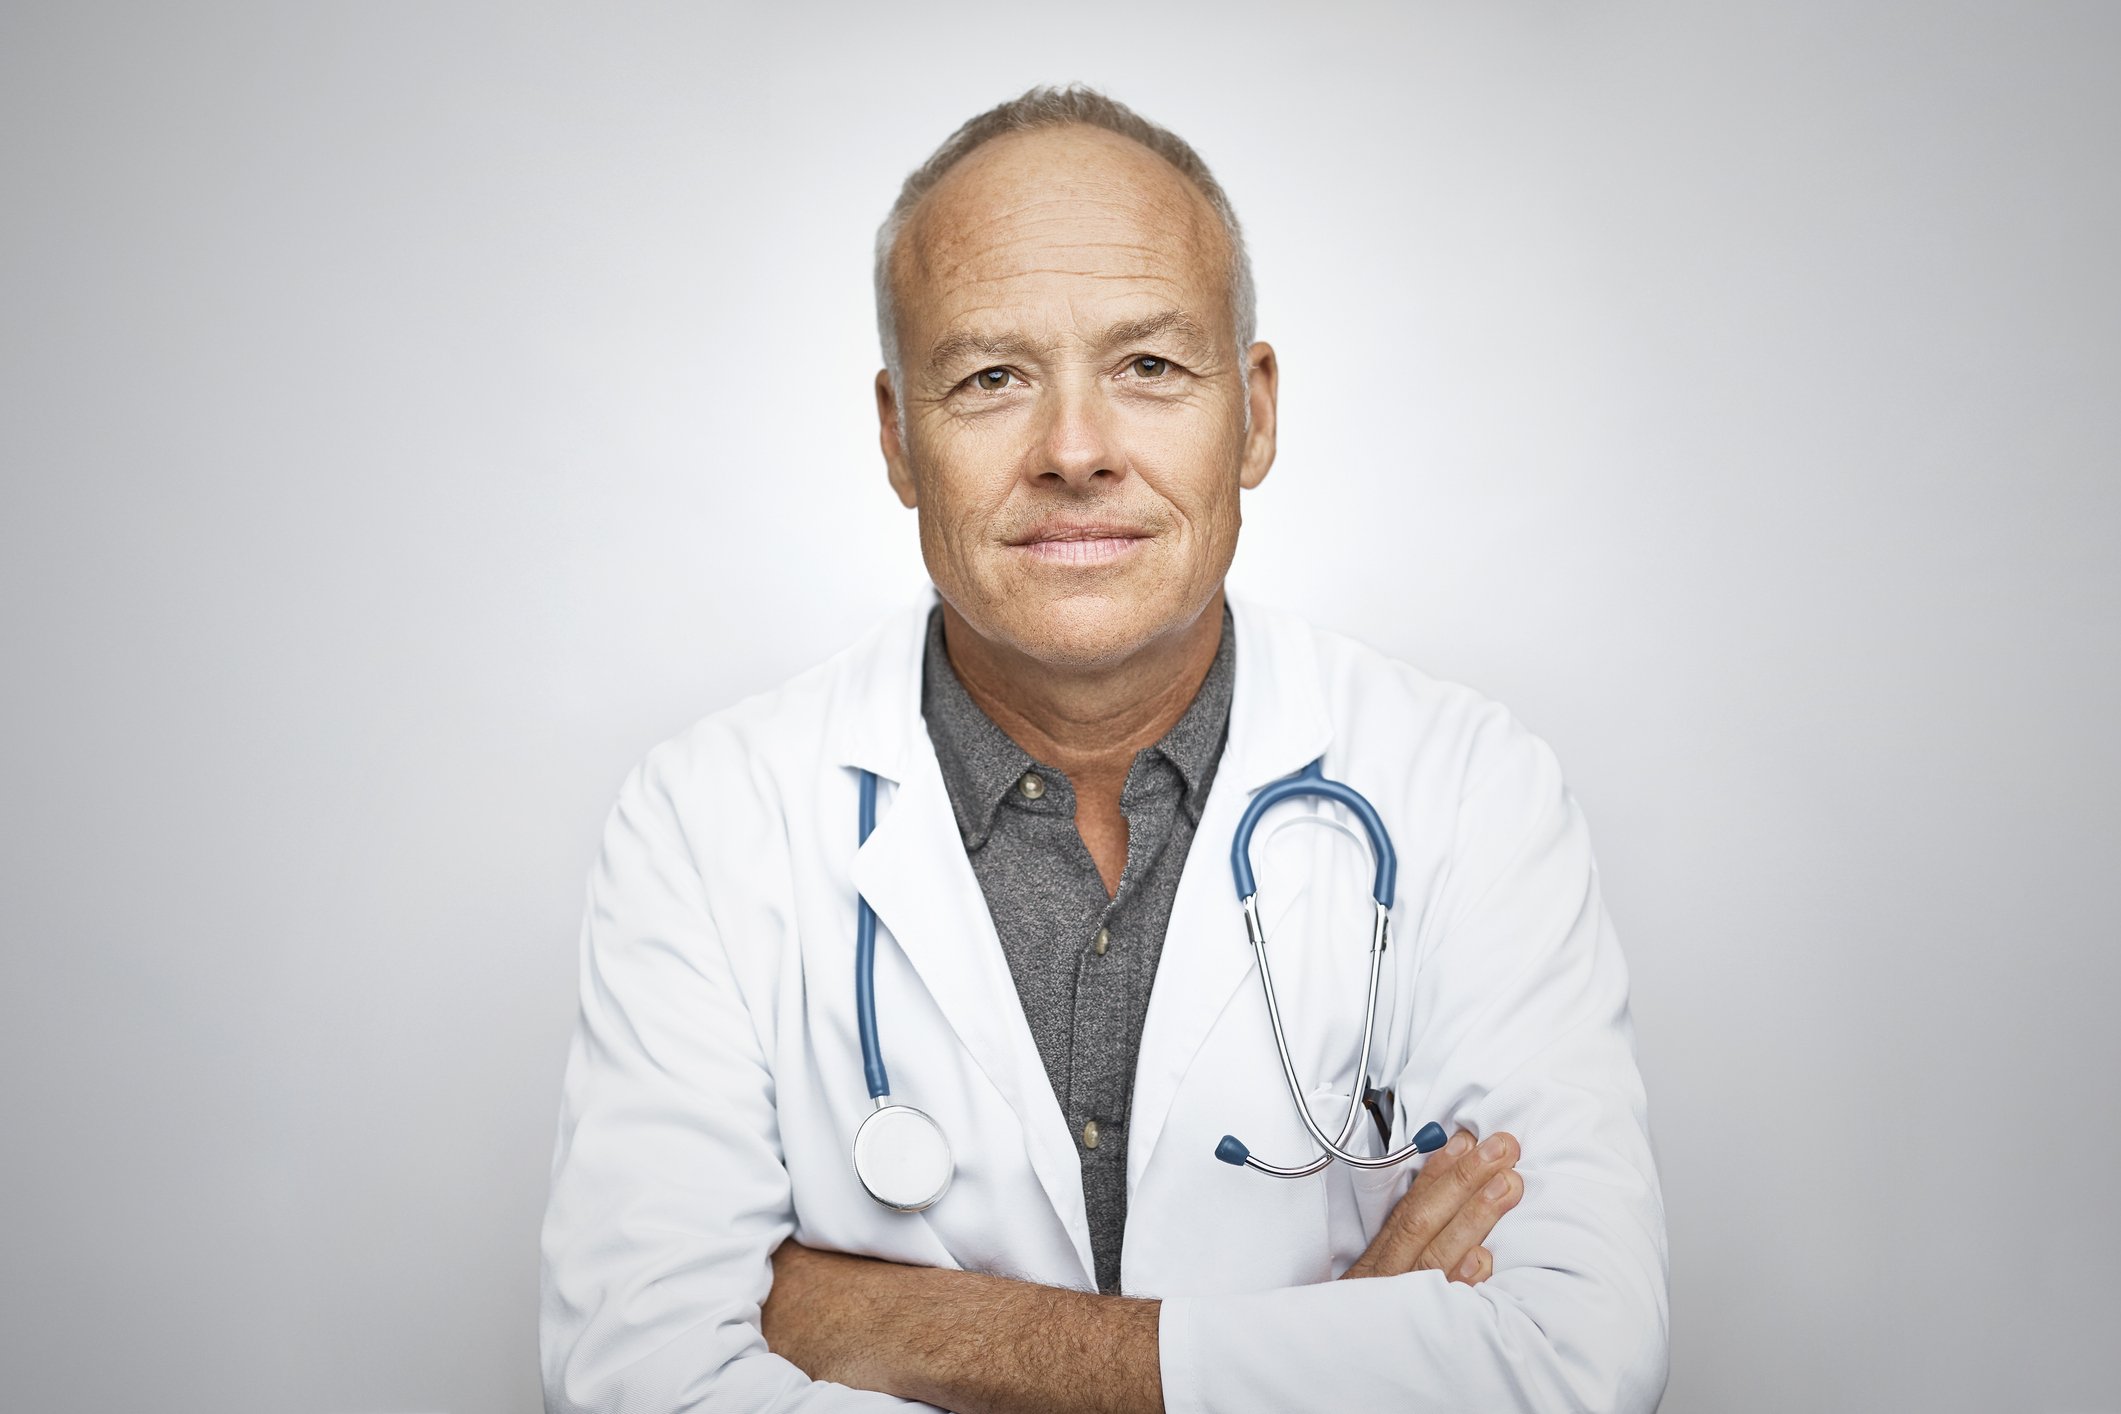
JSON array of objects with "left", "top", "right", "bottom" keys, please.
[{"left": 2, "top": 4, "right": 2115, "bottom": 1412}]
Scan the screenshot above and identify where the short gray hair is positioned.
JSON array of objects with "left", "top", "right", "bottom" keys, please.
[{"left": 873, "top": 84, "right": 1257, "bottom": 384}]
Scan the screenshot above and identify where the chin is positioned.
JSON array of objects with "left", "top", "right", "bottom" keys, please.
[{"left": 992, "top": 588, "right": 1195, "bottom": 670}]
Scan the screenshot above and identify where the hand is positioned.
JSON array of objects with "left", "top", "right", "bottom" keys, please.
[{"left": 1339, "top": 1128, "right": 1522, "bottom": 1285}]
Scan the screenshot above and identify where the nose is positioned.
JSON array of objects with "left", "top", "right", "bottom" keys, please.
[{"left": 1028, "top": 380, "right": 1122, "bottom": 489}]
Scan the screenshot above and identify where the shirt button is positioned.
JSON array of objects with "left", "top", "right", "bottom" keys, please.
[
  {"left": 1081, "top": 1119, "right": 1101, "bottom": 1150},
  {"left": 1093, "top": 927, "right": 1110, "bottom": 956},
  {"left": 1018, "top": 772, "right": 1046, "bottom": 800}
]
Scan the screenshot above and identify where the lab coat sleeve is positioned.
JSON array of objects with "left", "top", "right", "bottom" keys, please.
[
  {"left": 539, "top": 746, "right": 928, "bottom": 1413},
  {"left": 1158, "top": 709, "right": 1671, "bottom": 1413}
]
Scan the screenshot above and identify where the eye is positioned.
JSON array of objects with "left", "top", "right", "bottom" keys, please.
[
  {"left": 1131, "top": 356, "right": 1170, "bottom": 378},
  {"left": 973, "top": 367, "right": 1011, "bottom": 391}
]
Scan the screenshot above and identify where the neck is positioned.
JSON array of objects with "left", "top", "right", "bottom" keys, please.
[{"left": 938, "top": 593, "right": 1226, "bottom": 797}]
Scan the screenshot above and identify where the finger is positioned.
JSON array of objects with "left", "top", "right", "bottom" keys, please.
[
  {"left": 1447, "top": 1244, "right": 1493, "bottom": 1286},
  {"left": 1407, "top": 1127, "right": 1477, "bottom": 1194},
  {"left": 1418, "top": 1165, "right": 1522, "bottom": 1278},
  {"left": 1360, "top": 1128, "right": 1518, "bottom": 1278},
  {"left": 1422, "top": 1128, "right": 1478, "bottom": 1180},
  {"left": 1392, "top": 1129, "right": 1519, "bottom": 1254}
]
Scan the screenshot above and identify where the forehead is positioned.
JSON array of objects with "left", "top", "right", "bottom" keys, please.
[{"left": 894, "top": 125, "right": 1231, "bottom": 347}]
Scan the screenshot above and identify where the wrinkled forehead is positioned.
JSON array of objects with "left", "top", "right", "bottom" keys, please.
[{"left": 892, "top": 125, "right": 1234, "bottom": 350}]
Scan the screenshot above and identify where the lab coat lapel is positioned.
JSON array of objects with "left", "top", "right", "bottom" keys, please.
[
  {"left": 836, "top": 600, "right": 1095, "bottom": 1284},
  {"left": 1127, "top": 600, "right": 1332, "bottom": 1191}
]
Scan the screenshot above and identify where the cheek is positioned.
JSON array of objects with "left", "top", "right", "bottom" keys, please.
[
  {"left": 1134, "top": 407, "right": 1248, "bottom": 530},
  {"left": 907, "top": 431, "right": 1018, "bottom": 575}
]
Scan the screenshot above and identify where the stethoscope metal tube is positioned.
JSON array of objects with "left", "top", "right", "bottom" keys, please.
[
  {"left": 1211, "top": 896, "right": 1378, "bottom": 1177},
  {"left": 1214, "top": 762, "right": 1449, "bottom": 1174}
]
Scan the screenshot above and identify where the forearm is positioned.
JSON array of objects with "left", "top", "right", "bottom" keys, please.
[
  {"left": 767, "top": 1245, "right": 1163, "bottom": 1414},
  {"left": 1159, "top": 1255, "right": 1667, "bottom": 1414}
]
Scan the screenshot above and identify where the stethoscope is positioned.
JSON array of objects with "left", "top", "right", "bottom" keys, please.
[{"left": 848, "top": 760, "right": 1447, "bottom": 1213}]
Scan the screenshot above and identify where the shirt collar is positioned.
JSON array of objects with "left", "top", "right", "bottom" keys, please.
[{"left": 919, "top": 603, "right": 1237, "bottom": 847}]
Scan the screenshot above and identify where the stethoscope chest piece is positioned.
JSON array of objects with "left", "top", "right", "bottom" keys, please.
[{"left": 852, "top": 1102, "right": 954, "bottom": 1213}]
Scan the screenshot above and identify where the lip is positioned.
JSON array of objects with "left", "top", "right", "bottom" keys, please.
[{"left": 1006, "top": 522, "right": 1154, "bottom": 567}]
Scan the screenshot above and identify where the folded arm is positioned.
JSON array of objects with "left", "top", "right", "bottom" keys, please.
[
  {"left": 541, "top": 712, "right": 1666, "bottom": 1413},
  {"left": 765, "top": 710, "right": 1668, "bottom": 1414},
  {"left": 762, "top": 1128, "right": 1524, "bottom": 1414}
]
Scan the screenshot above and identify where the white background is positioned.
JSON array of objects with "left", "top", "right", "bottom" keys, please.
[{"left": 2, "top": 4, "right": 2115, "bottom": 1411}]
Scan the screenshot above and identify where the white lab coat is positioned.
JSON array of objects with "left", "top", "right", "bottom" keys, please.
[{"left": 539, "top": 593, "right": 1670, "bottom": 1413}]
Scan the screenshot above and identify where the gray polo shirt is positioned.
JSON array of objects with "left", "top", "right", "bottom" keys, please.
[{"left": 919, "top": 604, "right": 1235, "bottom": 1294}]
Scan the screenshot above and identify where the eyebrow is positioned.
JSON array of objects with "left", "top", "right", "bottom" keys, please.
[
  {"left": 1100, "top": 311, "right": 1213, "bottom": 353},
  {"left": 921, "top": 310, "right": 1216, "bottom": 380},
  {"left": 922, "top": 331, "right": 1046, "bottom": 379}
]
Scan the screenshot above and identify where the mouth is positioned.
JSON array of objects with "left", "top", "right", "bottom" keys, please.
[{"left": 1005, "top": 522, "right": 1155, "bottom": 567}]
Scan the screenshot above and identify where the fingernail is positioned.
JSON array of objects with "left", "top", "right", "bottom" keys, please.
[
  {"left": 1457, "top": 1251, "right": 1481, "bottom": 1279},
  {"left": 1446, "top": 1131, "right": 1473, "bottom": 1156},
  {"left": 1479, "top": 1134, "right": 1509, "bottom": 1162},
  {"left": 1483, "top": 1172, "right": 1511, "bottom": 1201}
]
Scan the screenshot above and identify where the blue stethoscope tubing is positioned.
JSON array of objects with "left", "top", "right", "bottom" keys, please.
[
  {"left": 1212, "top": 760, "right": 1448, "bottom": 1175},
  {"left": 855, "top": 768, "right": 888, "bottom": 1099},
  {"left": 849, "top": 758, "right": 1444, "bottom": 1212},
  {"left": 850, "top": 769, "right": 955, "bottom": 1211}
]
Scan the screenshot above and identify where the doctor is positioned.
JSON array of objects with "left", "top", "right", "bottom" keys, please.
[{"left": 540, "top": 85, "right": 1669, "bottom": 1413}]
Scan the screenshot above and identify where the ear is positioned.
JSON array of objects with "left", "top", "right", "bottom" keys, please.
[
  {"left": 1238, "top": 341, "right": 1279, "bottom": 490},
  {"left": 876, "top": 369, "right": 918, "bottom": 508}
]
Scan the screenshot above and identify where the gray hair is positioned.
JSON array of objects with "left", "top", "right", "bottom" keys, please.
[{"left": 872, "top": 84, "right": 1257, "bottom": 386}]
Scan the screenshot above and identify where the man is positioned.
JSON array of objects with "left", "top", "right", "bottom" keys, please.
[{"left": 541, "top": 86, "right": 1669, "bottom": 1413}]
